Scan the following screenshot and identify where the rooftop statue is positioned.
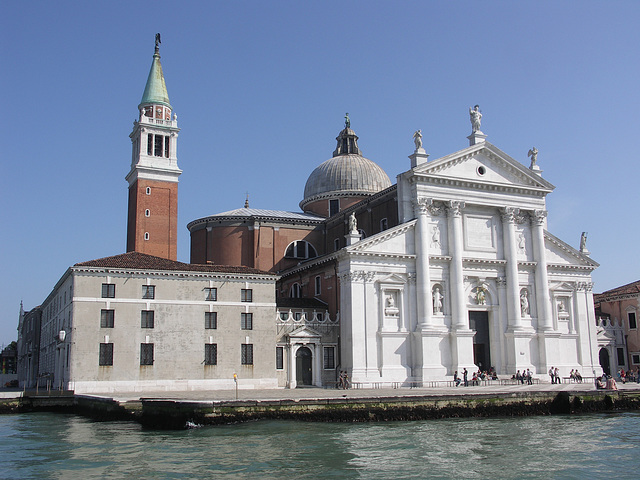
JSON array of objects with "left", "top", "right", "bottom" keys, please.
[
  {"left": 580, "top": 232, "right": 588, "bottom": 252},
  {"left": 155, "top": 33, "right": 161, "bottom": 49},
  {"left": 344, "top": 112, "right": 351, "bottom": 129},
  {"left": 528, "top": 147, "right": 538, "bottom": 168},
  {"left": 413, "top": 129, "right": 423, "bottom": 151},
  {"left": 348, "top": 212, "right": 358, "bottom": 234},
  {"left": 469, "top": 105, "right": 482, "bottom": 132}
]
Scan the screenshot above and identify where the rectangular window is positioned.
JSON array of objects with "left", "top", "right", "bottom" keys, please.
[
  {"left": 241, "top": 289, "right": 253, "bottom": 302},
  {"left": 140, "top": 343, "right": 154, "bottom": 365},
  {"left": 154, "top": 134, "right": 163, "bottom": 157},
  {"left": 617, "top": 347, "right": 625, "bottom": 366},
  {"left": 101, "top": 283, "right": 115, "bottom": 298},
  {"left": 205, "top": 287, "right": 217, "bottom": 301},
  {"left": 329, "top": 199, "right": 340, "bottom": 217},
  {"left": 276, "top": 346, "right": 284, "bottom": 370},
  {"left": 99, "top": 343, "right": 113, "bottom": 366},
  {"left": 241, "top": 313, "right": 253, "bottom": 330},
  {"left": 141, "top": 310, "right": 155, "bottom": 328},
  {"left": 380, "top": 218, "right": 388, "bottom": 231},
  {"left": 629, "top": 312, "right": 637, "bottom": 329},
  {"left": 147, "top": 134, "right": 153, "bottom": 155},
  {"left": 205, "top": 344, "right": 217, "bottom": 365},
  {"left": 100, "top": 309, "right": 115, "bottom": 328},
  {"left": 241, "top": 344, "right": 254, "bottom": 365},
  {"left": 323, "top": 346, "right": 336, "bottom": 369},
  {"left": 315, "top": 276, "right": 321, "bottom": 296},
  {"left": 164, "top": 135, "right": 170, "bottom": 158},
  {"left": 205, "top": 312, "right": 217, "bottom": 329},
  {"left": 632, "top": 354, "right": 640, "bottom": 365},
  {"left": 142, "top": 285, "right": 155, "bottom": 299}
]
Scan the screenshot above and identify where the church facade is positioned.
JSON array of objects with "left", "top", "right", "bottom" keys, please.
[{"left": 19, "top": 39, "right": 602, "bottom": 393}]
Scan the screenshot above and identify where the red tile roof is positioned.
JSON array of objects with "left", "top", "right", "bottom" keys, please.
[
  {"left": 594, "top": 279, "right": 640, "bottom": 300},
  {"left": 74, "top": 251, "right": 274, "bottom": 276}
]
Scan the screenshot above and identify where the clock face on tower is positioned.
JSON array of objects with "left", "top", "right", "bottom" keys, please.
[
  {"left": 165, "top": 109, "right": 171, "bottom": 120},
  {"left": 156, "top": 106, "right": 162, "bottom": 118}
]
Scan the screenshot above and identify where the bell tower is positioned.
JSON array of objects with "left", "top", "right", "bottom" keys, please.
[{"left": 126, "top": 34, "right": 182, "bottom": 260}]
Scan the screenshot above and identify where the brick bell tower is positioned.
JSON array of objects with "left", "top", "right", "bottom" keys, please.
[{"left": 126, "top": 34, "right": 182, "bottom": 260}]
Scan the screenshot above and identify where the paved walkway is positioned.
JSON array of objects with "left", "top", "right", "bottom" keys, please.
[{"left": 100, "top": 381, "right": 640, "bottom": 403}]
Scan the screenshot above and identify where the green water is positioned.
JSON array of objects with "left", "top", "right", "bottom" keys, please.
[{"left": 1, "top": 412, "right": 638, "bottom": 479}]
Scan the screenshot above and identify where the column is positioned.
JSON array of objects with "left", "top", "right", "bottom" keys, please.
[
  {"left": 288, "top": 345, "right": 297, "bottom": 388},
  {"left": 414, "top": 198, "right": 433, "bottom": 329},
  {"left": 500, "top": 207, "right": 522, "bottom": 331},
  {"left": 447, "top": 201, "right": 466, "bottom": 329},
  {"left": 531, "top": 210, "right": 553, "bottom": 331},
  {"left": 314, "top": 343, "right": 323, "bottom": 387}
]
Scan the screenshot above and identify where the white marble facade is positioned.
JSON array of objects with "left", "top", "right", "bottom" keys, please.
[{"left": 338, "top": 139, "right": 601, "bottom": 384}]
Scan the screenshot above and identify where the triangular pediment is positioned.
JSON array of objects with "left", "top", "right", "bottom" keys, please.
[
  {"left": 411, "top": 142, "right": 555, "bottom": 194},
  {"left": 545, "top": 231, "right": 599, "bottom": 270},
  {"left": 346, "top": 220, "right": 416, "bottom": 256},
  {"left": 288, "top": 325, "right": 322, "bottom": 339}
]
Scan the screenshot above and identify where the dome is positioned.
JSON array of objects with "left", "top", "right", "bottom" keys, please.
[{"left": 300, "top": 123, "right": 392, "bottom": 209}]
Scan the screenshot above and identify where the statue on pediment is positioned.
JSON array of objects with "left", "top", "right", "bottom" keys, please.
[
  {"left": 413, "top": 129, "right": 423, "bottom": 151},
  {"left": 469, "top": 105, "right": 482, "bottom": 132}
]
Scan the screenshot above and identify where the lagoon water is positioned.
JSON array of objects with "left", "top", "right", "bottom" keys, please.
[{"left": 1, "top": 412, "right": 639, "bottom": 479}]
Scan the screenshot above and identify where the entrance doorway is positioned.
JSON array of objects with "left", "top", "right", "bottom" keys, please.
[
  {"left": 599, "top": 348, "right": 610, "bottom": 376},
  {"left": 296, "top": 347, "right": 313, "bottom": 386},
  {"left": 469, "top": 311, "right": 491, "bottom": 371}
]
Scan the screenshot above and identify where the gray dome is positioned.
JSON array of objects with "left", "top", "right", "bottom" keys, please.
[
  {"left": 302, "top": 154, "right": 392, "bottom": 203},
  {"left": 300, "top": 123, "right": 392, "bottom": 208}
]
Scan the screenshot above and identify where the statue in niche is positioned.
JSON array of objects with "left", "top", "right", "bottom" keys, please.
[
  {"left": 528, "top": 147, "right": 538, "bottom": 168},
  {"left": 475, "top": 287, "right": 486, "bottom": 305},
  {"left": 520, "top": 290, "right": 529, "bottom": 316},
  {"left": 413, "top": 129, "right": 423, "bottom": 151},
  {"left": 469, "top": 105, "right": 482, "bottom": 132},
  {"left": 433, "top": 287, "right": 443, "bottom": 314},
  {"left": 385, "top": 292, "right": 399, "bottom": 317},
  {"left": 558, "top": 300, "right": 566, "bottom": 313},
  {"left": 348, "top": 212, "right": 358, "bottom": 234},
  {"left": 431, "top": 224, "right": 441, "bottom": 247}
]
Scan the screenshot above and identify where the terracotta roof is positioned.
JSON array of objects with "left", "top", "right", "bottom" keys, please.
[
  {"left": 74, "top": 251, "right": 274, "bottom": 276},
  {"left": 594, "top": 279, "right": 640, "bottom": 299}
]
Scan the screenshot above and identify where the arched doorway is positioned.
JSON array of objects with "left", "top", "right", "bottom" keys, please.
[
  {"left": 599, "top": 348, "right": 610, "bottom": 376},
  {"left": 296, "top": 347, "right": 313, "bottom": 386}
]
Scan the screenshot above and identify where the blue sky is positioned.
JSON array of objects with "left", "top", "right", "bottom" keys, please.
[{"left": 1, "top": 1, "right": 639, "bottom": 347}]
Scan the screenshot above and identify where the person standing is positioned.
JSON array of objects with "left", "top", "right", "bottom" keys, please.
[
  {"left": 554, "top": 367, "right": 560, "bottom": 384},
  {"left": 463, "top": 368, "right": 468, "bottom": 387},
  {"left": 549, "top": 366, "right": 555, "bottom": 384}
]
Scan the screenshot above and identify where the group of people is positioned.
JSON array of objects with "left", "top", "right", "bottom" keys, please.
[
  {"left": 512, "top": 369, "right": 534, "bottom": 385},
  {"left": 617, "top": 368, "right": 639, "bottom": 384},
  {"left": 568, "top": 369, "right": 583, "bottom": 382},
  {"left": 453, "top": 367, "right": 498, "bottom": 387},
  {"left": 337, "top": 371, "right": 350, "bottom": 389},
  {"left": 596, "top": 374, "right": 618, "bottom": 390},
  {"left": 548, "top": 366, "right": 562, "bottom": 384}
]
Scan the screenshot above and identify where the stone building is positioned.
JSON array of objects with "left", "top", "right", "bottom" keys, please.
[
  {"left": 594, "top": 280, "right": 640, "bottom": 374},
  {"left": 16, "top": 303, "right": 42, "bottom": 388},
  {"left": 19, "top": 38, "right": 603, "bottom": 392}
]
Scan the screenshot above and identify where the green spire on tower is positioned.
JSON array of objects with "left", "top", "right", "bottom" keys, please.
[{"left": 139, "top": 33, "right": 171, "bottom": 109}]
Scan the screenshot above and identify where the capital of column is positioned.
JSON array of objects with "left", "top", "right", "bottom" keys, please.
[
  {"left": 531, "top": 209, "right": 547, "bottom": 226},
  {"left": 413, "top": 198, "right": 432, "bottom": 216},
  {"left": 446, "top": 201, "right": 465, "bottom": 217},
  {"left": 496, "top": 276, "right": 507, "bottom": 288},
  {"left": 500, "top": 207, "right": 519, "bottom": 224}
]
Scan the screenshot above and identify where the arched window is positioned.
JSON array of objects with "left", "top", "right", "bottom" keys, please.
[
  {"left": 285, "top": 240, "right": 318, "bottom": 260},
  {"left": 290, "top": 283, "right": 301, "bottom": 298}
]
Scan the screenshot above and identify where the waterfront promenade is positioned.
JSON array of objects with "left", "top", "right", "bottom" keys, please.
[{"left": 104, "top": 379, "right": 640, "bottom": 403}]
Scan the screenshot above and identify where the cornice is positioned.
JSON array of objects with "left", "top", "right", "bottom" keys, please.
[
  {"left": 71, "top": 266, "right": 278, "bottom": 282},
  {"left": 348, "top": 219, "right": 416, "bottom": 252}
]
